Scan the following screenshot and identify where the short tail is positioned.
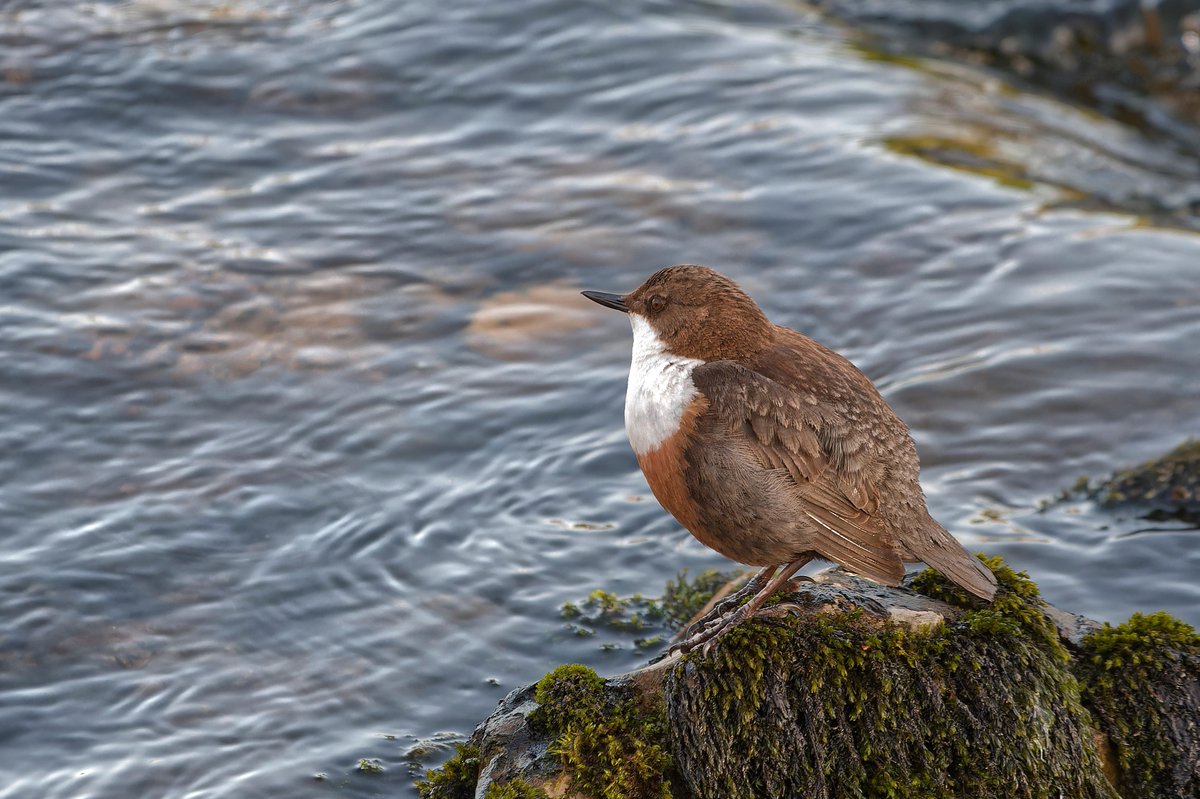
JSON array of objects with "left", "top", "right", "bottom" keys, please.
[{"left": 913, "top": 522, "right": 998, "bottom": 601}]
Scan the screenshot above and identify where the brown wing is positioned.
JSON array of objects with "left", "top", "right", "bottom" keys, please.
[{"left": 693, "top": 360, "right": 906, "bottom": 586}]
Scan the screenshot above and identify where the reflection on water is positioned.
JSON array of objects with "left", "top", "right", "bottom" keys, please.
[{"left": 1, "top": 0, "right": 1198, "bottom": 797}]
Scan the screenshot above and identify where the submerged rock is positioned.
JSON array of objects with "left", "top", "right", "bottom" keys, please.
[
  {"left": 813, "top": 0, "right": 1200, "bottom": 156},
  {"left": 1097, "top": 438, "right": 1200, "bottom": 524},
  {"left": 418, "top": 559, "right": 1200, "bottom": 799}
]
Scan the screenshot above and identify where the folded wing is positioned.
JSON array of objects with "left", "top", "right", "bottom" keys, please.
[{"left": 693, "top": 360, "right": 907, "bottom": 586}]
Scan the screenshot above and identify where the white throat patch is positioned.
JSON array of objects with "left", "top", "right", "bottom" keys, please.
[{"left": 624, "top": 314, "right": 704, "bottom": 455}]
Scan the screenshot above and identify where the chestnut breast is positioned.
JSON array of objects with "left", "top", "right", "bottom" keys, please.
[
  {"left": 624, "top": 315, "right": 802, "bottom": 565},
  {"left": 623, "top": 314, "right": 709, "bottom": 536}
]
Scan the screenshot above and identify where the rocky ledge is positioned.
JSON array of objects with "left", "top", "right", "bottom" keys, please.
[{"left": 417, "top": 557, "right": 1199, "bottom": 799}]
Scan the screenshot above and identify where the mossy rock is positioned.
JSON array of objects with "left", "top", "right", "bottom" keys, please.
[
  {"left": 1097, "top": 438, "right": 1200, "bottom": 523},
  {"left": 416, "top": 743, "right": 481, "bottom": 799},
  {"left": 668, "top": 561, "right": 1116, "bottom": 799},
  {"left": 420, "top": 560, "right": 1199, "bottom": 799},
  {"left": 1077, "top": 612, "right": 1200, "bottom": 799}
]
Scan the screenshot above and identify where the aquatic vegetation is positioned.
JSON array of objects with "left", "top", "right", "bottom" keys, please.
[
  {"left": 1077, "top": 612, "right": 1200, "bottom": 799},
  {"left": 561, "top": 570, "right": 742, "bottom": 651},
  {"left": 356, "top": 757, "right": 384, "bottom": 774},
  {"left": 1098, "top": 438, "right": 1200, "bottom": 523},
  {"left": 1045, "top": 439, "right": 1200, "bottom": 524},
  {"left": 558, "top": 569, "right": 745, "bottom": 653},
  {"left": 560, "top": 588, "right": 664, "bottom": 636}
]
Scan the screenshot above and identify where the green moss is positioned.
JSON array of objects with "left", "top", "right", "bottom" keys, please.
[
  {"left": 356, "top": 758, "right": 384, "bottom": 774},
  {"left": 532, "top": 664, "right": 675, "bottom": 799},
  {"left": 911, "top": 554, "right": 1065, "bottom": 657},
  {"left": 669, "top": 556, "right": 1117, "bottom": 799},
  {"left": 415, "top": 743, "right": 480, "bottom": 799},
  {"left": 1077, "top": 612, "right": 1200, "bottom": 799},
  {"left": 661, "top": 568, "right": 741, "bottom": 630},
  {"left": 482, "top": 777, "right": 549, "bottom": 799}
]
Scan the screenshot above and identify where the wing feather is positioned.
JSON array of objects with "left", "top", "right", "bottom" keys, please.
[{"left": 693, "top": 360, "right": 905, "bottom": 586}]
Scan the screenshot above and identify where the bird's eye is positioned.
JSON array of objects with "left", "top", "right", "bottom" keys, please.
[{"left": 649, "top": 295, "right": 667, "bottom": 313}]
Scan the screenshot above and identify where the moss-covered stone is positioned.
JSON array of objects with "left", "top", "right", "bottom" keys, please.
[
  {"left": 482, "top": 777, "right": 549, "bottom": 799},
  {"left": 430, "top": 559, "right": 1198, "bottom": 799},
  {"left": 532, "top": 664, "right": 676, "bottom": 799},
  {"left": 416, "top": 743, "right": 480, "bottom": 799},
  {"left": 1098, "top": 438, "right": 1200, "bottom": 523},
  {"left": 1077, "top": 612, "right": 1200, "bottom": 799},
  {"left": 666, "top": 558, "right": 1117, "bottom": 799}
]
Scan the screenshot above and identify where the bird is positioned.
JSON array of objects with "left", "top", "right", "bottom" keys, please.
[{"left": 582, "top": 264, "right": 996, "bottom": 651}]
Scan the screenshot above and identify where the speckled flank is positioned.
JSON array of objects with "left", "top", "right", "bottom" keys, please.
[{"left": 624, "top": 314, "right": 704, "bottom": 456}]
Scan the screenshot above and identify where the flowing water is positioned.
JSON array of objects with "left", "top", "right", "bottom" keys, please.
[{"left": 1, "top": 1, "right": 1198, "bottom": 796}]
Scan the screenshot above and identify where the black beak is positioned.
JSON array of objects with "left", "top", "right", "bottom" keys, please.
[{"left": 581, "top": 290, "right": 628, "bottom": 313}]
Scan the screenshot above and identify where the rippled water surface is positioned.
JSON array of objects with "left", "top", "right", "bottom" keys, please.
[{"left": 2, "top": 1, "right": 1198, "bottom": 796}]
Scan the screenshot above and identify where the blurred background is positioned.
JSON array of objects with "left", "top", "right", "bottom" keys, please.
[{"left": 1, "top": 1, "right": 1197, "bottom": 797}]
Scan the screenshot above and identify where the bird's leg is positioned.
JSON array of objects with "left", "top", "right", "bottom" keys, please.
[
  {"left": 674, "top": 555, "right": 813, "bottom": 655},
  {"left": 673, "top": 566, "right": 777, "bottom": 643}
]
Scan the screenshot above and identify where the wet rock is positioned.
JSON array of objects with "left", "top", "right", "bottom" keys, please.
[
  {"left": 813, "top": 0, "right": 1200, "bottom": 155},
  {"left": 419, "top": 559, "right": 1200, "bottom": 799},
  {"left": 1097, "top": 438, "right": 1200, "bottom": 524}
]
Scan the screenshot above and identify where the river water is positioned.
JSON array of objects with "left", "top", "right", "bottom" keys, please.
[{"left": 1, "top": 1, "right": 1198, "bottom": 797}]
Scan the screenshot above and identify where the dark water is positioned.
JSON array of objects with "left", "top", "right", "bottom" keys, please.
[{"left": 1, "top": 1, "right": 1198, "bottom": 796}]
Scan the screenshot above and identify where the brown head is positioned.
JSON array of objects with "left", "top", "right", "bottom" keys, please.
[{"left": 582, "top": 264, "right": 774, "bottom": 361}]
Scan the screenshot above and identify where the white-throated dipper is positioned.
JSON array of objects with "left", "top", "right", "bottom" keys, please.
[{"left": 582, "top": 265, "right": 997, "bottom": 651}]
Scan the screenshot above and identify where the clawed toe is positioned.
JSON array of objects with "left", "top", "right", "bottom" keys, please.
[
  {"left": 672, "top": 568, "right": 775, "bottom": 644},
  {"left": 672, "top": 604, "right": 751, "bottom": 654},
  {"left": 666, "top": 557, "right": 815, "bottom": 656}
]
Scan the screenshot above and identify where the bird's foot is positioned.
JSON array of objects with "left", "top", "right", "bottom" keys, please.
[
  {"left": 673, "top": 571, "right": 768, "bottom": 643},
  {"left": 670, "top": 602, "right": 752, "bottom": 656},
  {"left": 754, "top": 601, "right": 806, "bottom": 621},
  {"left": 668, "top": 576, "right": 815, "bottom": 657}
]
